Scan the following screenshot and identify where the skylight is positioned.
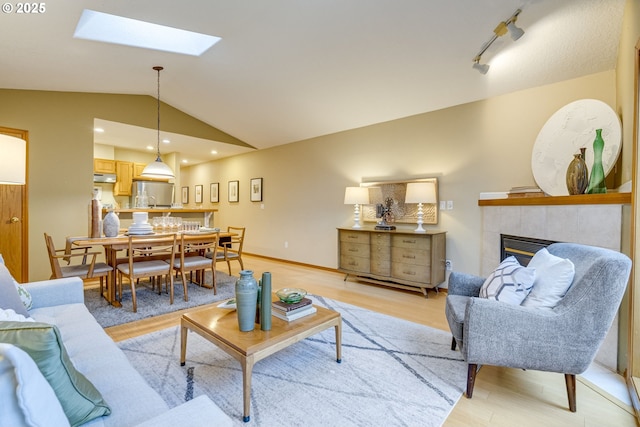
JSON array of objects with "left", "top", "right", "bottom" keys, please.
[{"left": 74, "top": 10, "right": 221, "bottom": 56}]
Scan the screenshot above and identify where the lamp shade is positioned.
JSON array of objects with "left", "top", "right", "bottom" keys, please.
[
  {"left": 140, "top": 157, "right": 175, "bottom": 179},
  {"left": 0, "top": 134, "right": 26, "bottom": 185},
  {"left": 405, "top": 182, "right": 436, "bottom": 204},
  {"left": 344, "top": 187, "right": 369, "bottom": 205}
]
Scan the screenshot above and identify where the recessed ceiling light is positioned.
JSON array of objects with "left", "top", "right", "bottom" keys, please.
[
  {"left": 146, "top": 145, "right": 155, "bottom": 150},
  {"left": 162, "top": 139, "right": 170, "bottom": 144},
  {"left": 74, "top": 9, "right": 222, "bottom": 56},
  {"left": 94, "top": 127, "right": 104, "bottom": 133},
  {"left": 182, "top": 159, "right": 188, "bottom": 164},
  {"left": 211, "top": 150, "right": 218, "bottom": 155}
]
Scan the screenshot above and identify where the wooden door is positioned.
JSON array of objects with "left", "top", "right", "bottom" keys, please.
[{"left": 0, "top": 127, "right": 28, "bottom": 282}]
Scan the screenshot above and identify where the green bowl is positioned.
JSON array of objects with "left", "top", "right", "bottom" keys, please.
[{"left": 275, "top": 288, "right": 307, "bottom": 304}]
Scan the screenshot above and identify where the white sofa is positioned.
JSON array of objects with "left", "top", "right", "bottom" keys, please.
[{"left": 1, "top": 276, "right": 233, "bottom": 427}]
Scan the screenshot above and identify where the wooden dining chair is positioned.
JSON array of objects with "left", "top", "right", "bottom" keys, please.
[
  {"left": 169, "top": 232, "right": 220, "bottom": 300},
  {"left": 207, "top": 226, "right": 245, "bottom": 275},
  {"left": 44, "top": 233, "right": 113, "bottom": 290},
  {"left": 116, "top": 234, "right": 177, "bottom": 312}
]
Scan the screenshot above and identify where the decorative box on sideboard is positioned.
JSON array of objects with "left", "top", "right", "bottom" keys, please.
[{"left": 337, "top": 227, "right": 446, "bottom": 297}]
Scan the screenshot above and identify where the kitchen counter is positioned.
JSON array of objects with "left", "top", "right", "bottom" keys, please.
[
  {"left": 103, "top": 208, "right": 218, "bottom": 213},
  {"left": 102, "top": 208, "right": 218, "bottom": 228}
]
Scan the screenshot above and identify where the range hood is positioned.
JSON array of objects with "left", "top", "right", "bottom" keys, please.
[{"left": 93, "top": 173, "right": 117, "bottom": 183}]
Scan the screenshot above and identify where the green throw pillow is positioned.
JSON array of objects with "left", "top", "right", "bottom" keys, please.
[{"left": 0, "top": 322, "right": 111, "bottom": 427}]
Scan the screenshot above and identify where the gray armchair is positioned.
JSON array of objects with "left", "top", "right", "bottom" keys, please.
[{"left": 445, "top": 242, "right": 631, "bottom": 412}]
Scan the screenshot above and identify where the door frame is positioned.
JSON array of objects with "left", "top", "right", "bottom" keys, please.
[{"left": 0, "top": 126, "right": 28, "bottom": 281}]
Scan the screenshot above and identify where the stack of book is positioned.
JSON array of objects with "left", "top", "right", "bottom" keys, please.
[
  {"left": 272, "top": 297, "right": 316, "bottom": 322},
  {"left": 507, "top": 186, "right": 546, "bottom": 198}
]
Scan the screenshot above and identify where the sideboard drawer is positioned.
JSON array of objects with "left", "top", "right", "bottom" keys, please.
[
  {"left": 340, "top": 254, "right": 370, "bottom": 273},
  {"left": 391, "top": 234, "right": 430, "bottom": 251},
  {"left": 392, "top": 247, "right": 429, "bottom": 266},
  {"left": 392, "top": 263, "right": 430, "bottom": 283},
  {"left": 340, "top": 230, "right": 370, "bottom": 245},
  {"left": 340, "top": 242, "right": 370, "bottom": 259}
]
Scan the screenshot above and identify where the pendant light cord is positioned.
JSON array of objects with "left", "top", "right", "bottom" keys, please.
[{"left": 153, "top": 66, "right": 163, "bottom": 159}]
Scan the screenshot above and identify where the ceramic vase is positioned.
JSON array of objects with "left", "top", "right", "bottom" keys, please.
[
  {"left": 103, "top": 211, "right": 120, "bottom": 237},
  {"left": 235, "top": 270, "right": 258, "bottom": 332},
  {"left": 260, "top": 272, "right": 272, "bottom": 331},
  {"left": 565, "top": 147, "right": 588, "bottom": 195},
  {"left": 586, "top": 129, "right": 607, "bottom": 194}
]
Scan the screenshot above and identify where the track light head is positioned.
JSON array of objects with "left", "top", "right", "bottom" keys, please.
[
  {"left": 473, "top": 58, "right": 489, "bottom": 75},
  {"left": 507, "top": 20, "right": 524, "bottom": 41}
]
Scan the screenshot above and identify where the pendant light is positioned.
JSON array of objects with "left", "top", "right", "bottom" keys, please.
[{"left": 141, "top": 66, "right": 175, "bottom": 179}]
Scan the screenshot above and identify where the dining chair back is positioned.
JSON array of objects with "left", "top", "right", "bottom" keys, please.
[
  {"left": 170, "top": 232, "right": 220, "bottom": 299},
  {"left": 209, "top": 226, "right": 245, "bottom": 275},
  {"left": 44, "top": 233, "right": 112, "bottom": 288},
  {"left": 116, "top": 233, "right": 177, "bottom": 312}
]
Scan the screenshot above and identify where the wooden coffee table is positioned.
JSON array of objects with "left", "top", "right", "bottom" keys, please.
[{"left": 180, "top": 300, "right": 342, "bottom": 422}]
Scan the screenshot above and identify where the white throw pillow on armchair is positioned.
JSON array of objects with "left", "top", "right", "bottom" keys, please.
[{"left": 521, "top": 247, "right": 575, "bottom": 309}]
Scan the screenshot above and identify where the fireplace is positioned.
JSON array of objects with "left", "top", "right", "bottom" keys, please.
[
  {"left": 481, "top": 202, "right": 624, "bottom": 372},
  {"left": 500, "top": 234, "right": 556, "bottom": 266}
]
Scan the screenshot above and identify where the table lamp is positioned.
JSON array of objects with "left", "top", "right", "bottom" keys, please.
[
  {"left": 405, "top": 182, "right": 436, "bottom": 232},
  {"left": 344, "top": 187, "right": 369, "bottom": 229},
  {"left": 0, "top": 134, "right": 26, "bottom": 185}
]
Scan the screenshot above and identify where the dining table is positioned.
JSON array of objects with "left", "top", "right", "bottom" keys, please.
[{"left": 72, "top": 231, "right": 234, "bottom": 307}]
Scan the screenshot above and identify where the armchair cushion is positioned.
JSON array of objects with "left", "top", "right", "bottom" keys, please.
[
  {"left": 522, "top": 247, "right": 575, "bottom": 309},
  {"left": 479, "top": 256, "right": 535, "bottom": 305}
]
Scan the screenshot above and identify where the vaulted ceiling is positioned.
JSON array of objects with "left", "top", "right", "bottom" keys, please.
[{"left": 1, "top": 0, "right": 625, "bottom": 162}]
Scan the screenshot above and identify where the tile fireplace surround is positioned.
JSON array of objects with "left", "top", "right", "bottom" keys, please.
[{"left": 479, "top": 193, "right": 630, "bottom": 373}]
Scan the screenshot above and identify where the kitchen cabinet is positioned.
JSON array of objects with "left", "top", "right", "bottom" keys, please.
[
  {"left": 93, "top": 158, "right": 116, "bottom": 174},
  {"left": 337, "top": 227, "right": 446, "bottom": 297},
  {"left": 113, "top": 161, "right": 133, "bottom": 196},
  {"left": 133, "top": 162, "right": 146, "bottom": 179}
]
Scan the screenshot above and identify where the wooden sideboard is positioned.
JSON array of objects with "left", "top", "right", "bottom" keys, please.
[{"left": 337, "top": 227, "right": 446, "bottom": 297}]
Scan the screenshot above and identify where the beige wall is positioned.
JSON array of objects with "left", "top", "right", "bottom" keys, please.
[
  {"left": 181, "top": 71, "right": 617, "bottom": 279},
  {"left": 0, "top": 73, "right": 621, "bottom": 283},
  {"left": 0, "top": 89, "right": 244, "bottom": 280}
]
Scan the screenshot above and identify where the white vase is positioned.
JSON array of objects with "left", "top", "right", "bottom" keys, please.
[{"left": 103, "top": 211, "right": 120, "bottom": 237}]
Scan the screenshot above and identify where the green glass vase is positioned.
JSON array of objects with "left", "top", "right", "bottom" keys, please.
[{"left": 586, "top": 129, "right": 607, "bottom": 194}]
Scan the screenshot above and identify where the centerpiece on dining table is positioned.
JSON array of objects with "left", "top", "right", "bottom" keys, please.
[{"left": 127, "top": 212, "right": 154, "bottom": 235}]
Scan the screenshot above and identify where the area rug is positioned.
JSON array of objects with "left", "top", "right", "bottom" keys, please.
[
  {"left": 85, "top": 271, "right": 237, "bottom": 328},
  {"left": 118, "top": 296, "right": 466, "bottom": 427}
]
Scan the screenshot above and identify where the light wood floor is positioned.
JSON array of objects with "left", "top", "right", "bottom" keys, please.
[{"left": 104, "top": 255, "right": 637, "bottom": 427}]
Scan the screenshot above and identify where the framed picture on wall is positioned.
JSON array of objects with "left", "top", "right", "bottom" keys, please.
[
  {"left": 210, "top": 182, "right": 219, "bottom": 203},
  {"left": 195, "top": 185, "right": 203, "bottom": 204},
  {"left": 181, "top": 186, "right": 189, "bottom": 204},
  {"left": 250, "top": 178, "right": 263, "bottom": 202},
  {"left": 228, "top": 180, "right": 239, "bottom": 202}
]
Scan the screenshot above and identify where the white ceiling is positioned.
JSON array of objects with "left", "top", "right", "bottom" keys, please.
[{"left": 1, "top": 0, "right": 625, "bottom": 163}]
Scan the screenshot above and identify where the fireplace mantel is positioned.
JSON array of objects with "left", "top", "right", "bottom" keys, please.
[{"left": 478, "top": 192, "right": 631, "bottom": 206}]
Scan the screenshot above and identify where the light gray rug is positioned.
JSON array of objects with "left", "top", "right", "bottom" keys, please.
[
  {"left": 85, "top": 271, "right": 237, "bottom": 328},
  {"left": 118, "top": 296, "right": 466, "bottom": 426}
]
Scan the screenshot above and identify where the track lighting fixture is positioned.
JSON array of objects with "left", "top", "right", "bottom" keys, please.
[
  {"left": 472, "top": 57, "right": 489, "bottom": 75},
  {"left": 472, "top": 8, "right": 524, "bottom": 74}
]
